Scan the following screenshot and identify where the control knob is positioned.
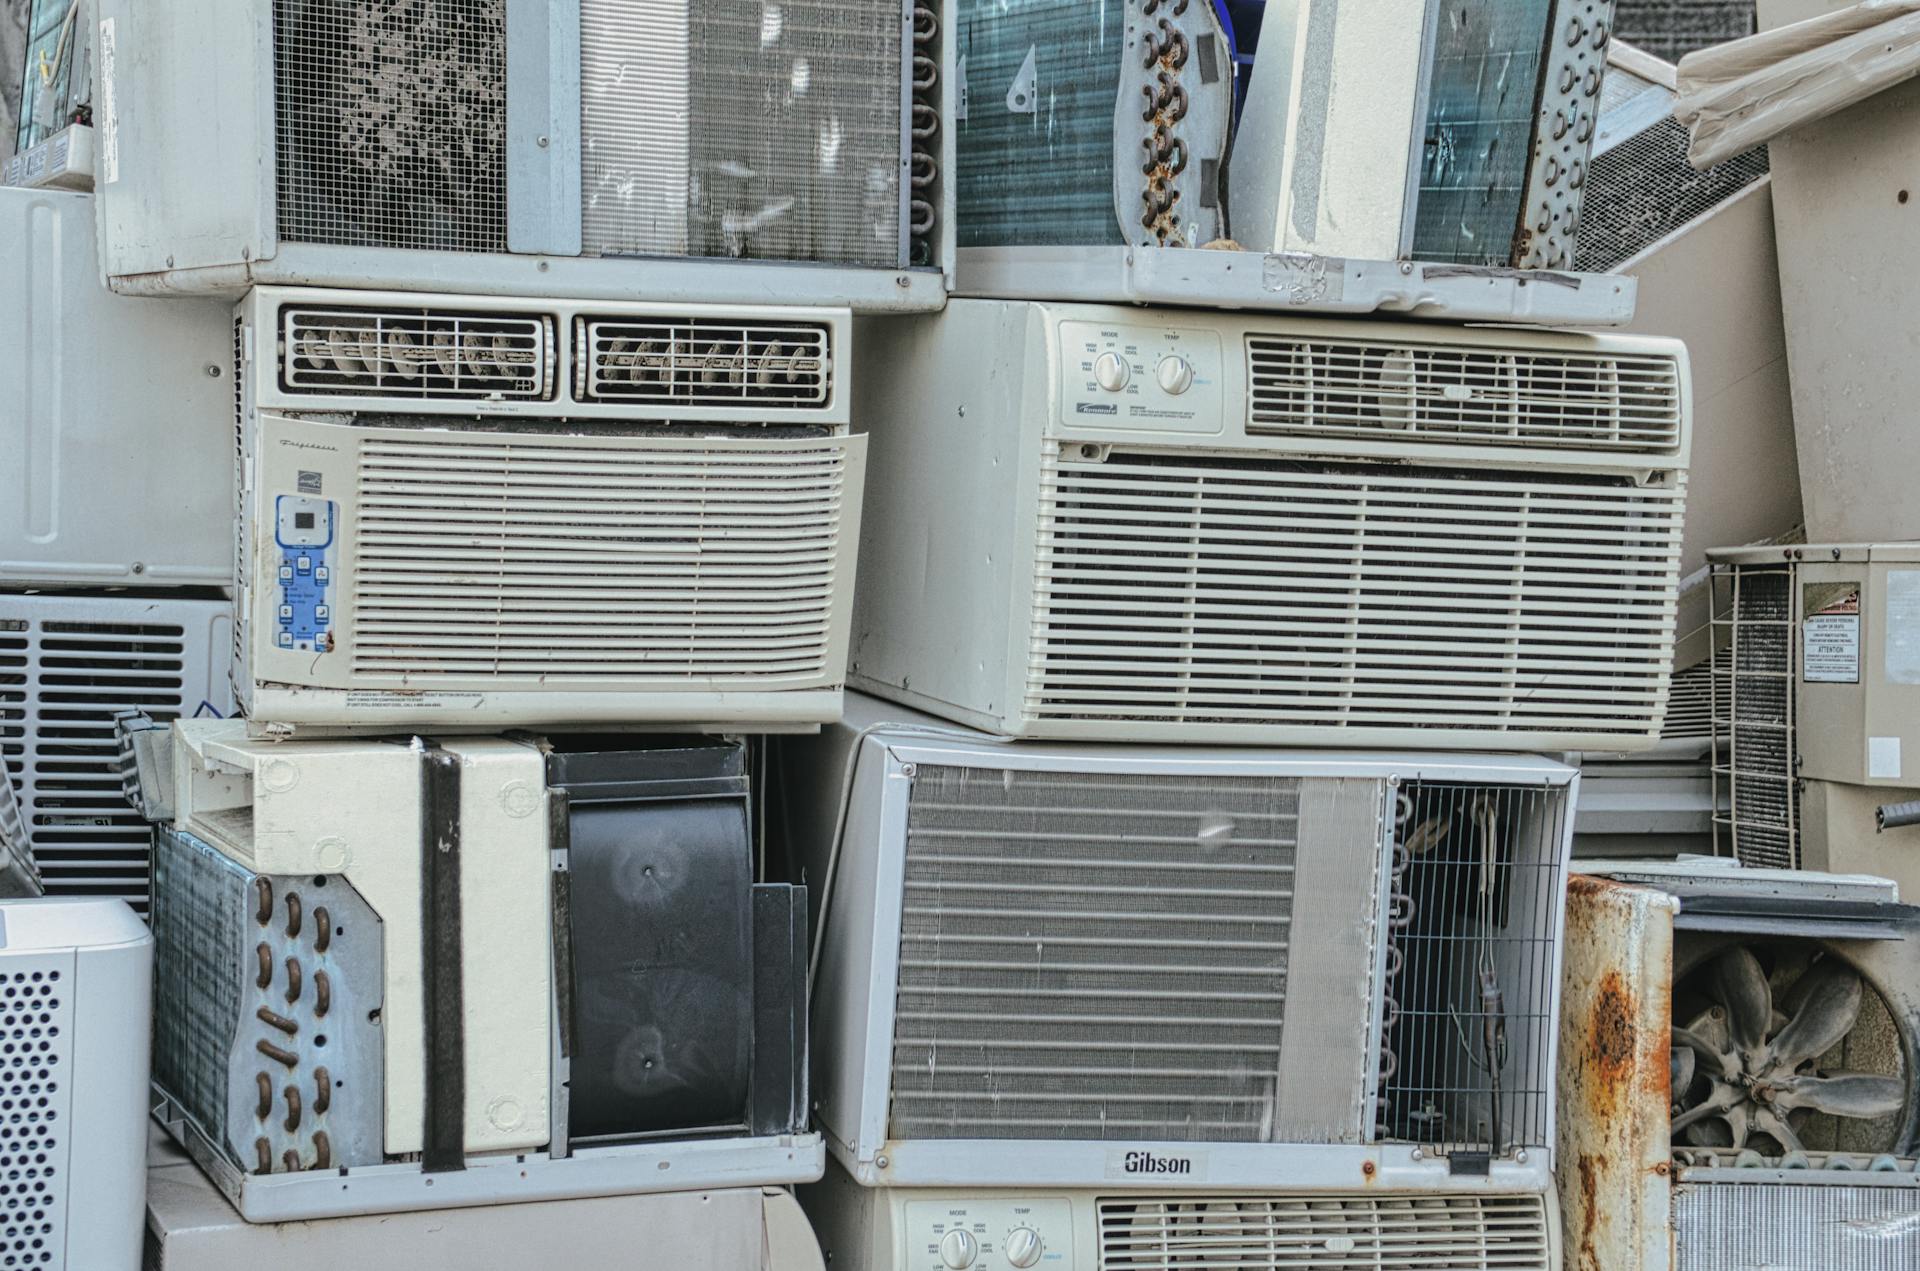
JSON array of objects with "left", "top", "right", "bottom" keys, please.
[
  {"left": 1005, "top": 1226, "right": 1044, "bottom": 1268},
  {"left": 939, "top": 1228, "right": 979, "bottom": 1270},
  {"left": 1155, "top": 355, "right": 1195, "bottom": 395},
  {"left": 1093, "top": 351, "right": 1131, "bottom": 392}
]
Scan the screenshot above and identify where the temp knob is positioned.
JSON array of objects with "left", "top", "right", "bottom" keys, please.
[
  {"left": 1155, "top": 355, "right": 1195, "bottom": 395},
  {"left": 939, "top": 1228, "right": 979, "bottom": 1270},
  {"left": 1093, "top": 351, "right": 1131, "bottom": 392},
  {"left": 1005, "top": 1227, "right": 1044, "bottom": 1268}
]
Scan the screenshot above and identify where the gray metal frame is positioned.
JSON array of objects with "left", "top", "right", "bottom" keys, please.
[{"left": 504, "top": 0, "right": 582, "bottom": 257}]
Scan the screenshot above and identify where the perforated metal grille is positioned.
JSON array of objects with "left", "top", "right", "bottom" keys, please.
[
  {"left": 273, "top": 0, "right": 507, "bottom": 252},
  {"left": 1026, "top": 450, "right": 1685, "bottom": 741},
  {"left": 889, "top": 766, "right": 1300, "bottom": 1142},
  {"left": 1377, "top": 782, "right": 1568, "bottom": 1155},
  {"left": 0, "top": 956, "right": 71, "bottom": 1269},
  {"left": 1710, "top": 561, "right": 1799, "bottom": 870},
  {"left": 346, "top": 430, "right": 857, "bottom": 684},
  {"left": 1246, "top": 335, "right": 1683, "bottom": 452},
  {"left": 1097, "top": 1193, "right": 1552, "bottom": 1270},
  {"left": 575, "top": 318, "right": 831, "bottom": 407},
  {"left": 0, "top": 603, "right": 218, "bottom": 915},
  {"left": 579, "top": 0, "right": 905, "bottom": 266},
  {"left": 281, "top": 305, "right": 555, "bottom": 401},
  {"left": 1576, "top": 118, "right": 1770, "bottom": 273},
  {"left": 1674, "top": 1179, "right": 1920, "bottom": 1271}
]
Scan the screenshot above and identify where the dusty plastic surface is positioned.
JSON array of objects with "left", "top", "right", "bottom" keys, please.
[{"left": 1674, "top": 0, "right": 1920, "bottom": 165}]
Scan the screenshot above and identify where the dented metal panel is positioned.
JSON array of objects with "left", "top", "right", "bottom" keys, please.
[{"left": 1558, "top": 874, "right": 1680, "bottom": 1271}]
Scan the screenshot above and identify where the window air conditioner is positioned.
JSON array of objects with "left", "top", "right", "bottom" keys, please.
[
  {"left": 849, "top": 299, "right": 1692, "bottom": 750},
  {"left": 92, "top": 0, "right": 948, "bottom": 311},
  {"left": 150, "top": 721, "right": 816, "bottom": 1222},
  {"left": 0, "top": 898, "right": 152, "bottom": 1271},
  {"left": 785, "top": 693, "right": 1577, "bottom": 1270},
  {"left": 952, "top": 0, "right": 1637, "bottom": 325},
  {"left": 0, "top": 592, "right": 233, "bottom": 914},
  {"left": 229, "top": 287, "right": 865, "bottom": 733}
]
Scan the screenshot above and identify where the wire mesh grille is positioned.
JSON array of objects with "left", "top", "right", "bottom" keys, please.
[
  {"left": 273, "top": 0, "right": 507, "bottom": 252},
  {"left": 889, "top": 765, "right": 1302, "bottom": 1142},
  {"left": 1575, "top": 118, "right": 1770, "bottom": 273},
  {"left": 1097, "top": 1193, "right": 1552, "bottom": 1271},
  {"left": 0, "top": 956, "right": 70, "bottom": 1269},
  {"left": 1710, "top": 560, "right": 1800, "bottom": 869},
  {"left": 579, "top": 0, "right": 905, "bottom": 267},
  {"left": 1377, "top": 782, "right": 1567, "bottom": 1155}
]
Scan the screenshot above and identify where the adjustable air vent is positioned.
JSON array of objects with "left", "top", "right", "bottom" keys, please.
[
  {"left": 1028, "top": 450, "right": 1685, "bottom": 741},
  {"left": 281, "top": 305, "right": 555, "bottom": 401},
  {"left": 1246, "top": 336, "right": 1683, "bottom": 453},
  {"left": 1097, "top": 1194, "right": 1552, "bottom": 1271},
  {"left": 348, "top": 432, "right": 856, "bottom": 683},
  {"left": 574, "top": 318, "right": 832, "bottom": 408}
]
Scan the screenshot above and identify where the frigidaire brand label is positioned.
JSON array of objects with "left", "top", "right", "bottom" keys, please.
[{"left": 1106, "top": 1149, "right": 1207, "bottom": 1179}]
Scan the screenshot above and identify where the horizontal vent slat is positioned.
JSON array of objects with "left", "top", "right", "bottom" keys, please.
[
  {"left": 576, "top": 316, "right": 833, "bottom": 408},
  {"left": 281, "top": 305, "right": 556, "bottom": 401}
]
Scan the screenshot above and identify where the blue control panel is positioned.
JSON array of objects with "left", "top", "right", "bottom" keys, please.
[{"left": 273, "top": 495, "right": 337, "bottom": 655}]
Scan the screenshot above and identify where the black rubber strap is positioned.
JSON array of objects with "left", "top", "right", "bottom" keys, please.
[{"left": 420, "top": 742, "right": 466, "bottom": 1173}]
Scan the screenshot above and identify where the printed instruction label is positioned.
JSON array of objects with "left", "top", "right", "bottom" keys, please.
[
  {"left": 1885, "top": 570, "right": 1920, "bottom": 685},
  {"left": 1802, "top": 582, "right": 1861, "bottom": 684},
  {"left": 342, "top": 691, "right": 485, "bottom": 713},
  {"left": 1870, "top": 737, "right": 1904, "bottom": 781}
]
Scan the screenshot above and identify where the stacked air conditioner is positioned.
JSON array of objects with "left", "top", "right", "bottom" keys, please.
[{"left": 229, "top": 286, "right": 865, "bottom": 732}]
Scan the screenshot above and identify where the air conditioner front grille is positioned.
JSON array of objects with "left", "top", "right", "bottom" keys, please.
[
  {"left": 281, "top": 306, "right": 555, "bottom": 400},
  {"left": 347, "top": 432, "right": 855, "bottom": 683},
  {"left": 273, "top": 0, "right": 507, "bottom": 252},
  {"left": 575, "top": 318, "right": 831, "bottom": 407},
  {"left": 1246, "top": 336, "right": 1683, "bottom": 453},
  {"left": 0, "top": 607, "right": 212, "bottom": 915},
  {"left": 1096, "top": 1194, "right": 1552, "bottom": 1270},
  {"left": 889, "top": 765, "right": 1301, "bottom": 1142},
  {"left": 1027, "top": 451, "right": 1685, "bottom": 741}
]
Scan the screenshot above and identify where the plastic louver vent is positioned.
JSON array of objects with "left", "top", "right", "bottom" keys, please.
[
  {"left": 0, "top": 616, "right": 196, "bottom": 914},
  {"left": 1028, "top": 451, "right": 1685, "bottom": 739},
  {"left": 348, "top": 433, "right": 854, "bottom": 683},
  {"left": 575, "top": 317, "right": 831, "bottom": 407},
  {"left": 281, "top": 306, "right": 555, "bottom": 400},
  {"left": 0, "top": 959, "right": 71, "bottom": 1268},
  {"left": 1096, "top": 1194, "right": 1552, "bottom": 1270},
  {"left": 888, "top": 765, "right": 1297, "bottom": 1142},
  {"left": 1246, "top": 336, "right": 1683, "bottom": 452}
]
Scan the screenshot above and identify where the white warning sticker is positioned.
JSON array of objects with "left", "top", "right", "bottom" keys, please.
[
  {"left": 1803, "top": 584, "right": 1861, "bottom": 684},
  {"left": 1886, "top": 570, "right": 1920, "bottom": 685}
]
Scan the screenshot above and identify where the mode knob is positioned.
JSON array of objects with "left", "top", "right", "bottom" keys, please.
[
  {"left": 1005, "top": 1226, "right": 1044, "bottom": 1268},
  {"left": 1093, "top": 351, "right": 1131, "bottom": 392},
  {"left": 939, "top": 1227, "right": 979, "bottom": 1270},
  {"left": 1155, "top": 355, "right": 1195, "bottom": 395}
]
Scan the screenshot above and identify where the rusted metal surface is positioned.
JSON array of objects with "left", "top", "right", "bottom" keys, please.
[{"left": 1558, "top": 874, "right": 1681, "bottom": 1271}]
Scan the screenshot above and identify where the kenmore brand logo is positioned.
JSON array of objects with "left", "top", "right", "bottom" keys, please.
[
  {"left": 1075, "top": 402, "right": 1119, "bottom": 415},
  {"left": 1124, "top": 1151, "right": 1193, "bottom": 1175}
]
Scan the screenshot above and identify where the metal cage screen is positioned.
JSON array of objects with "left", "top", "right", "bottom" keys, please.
[{"left": 1709, "top": 560, "right": 1800, "bottom": 869}]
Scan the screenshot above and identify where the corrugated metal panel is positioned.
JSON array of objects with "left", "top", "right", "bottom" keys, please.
[
  {"left": 347, "top": 432, "right": 857, "bottom": 683},
  {"left": 1026, "top": 450, "right": 1685, "bottom": 739},
  {"left": 1097, "top": 1193, "right": 1553, "bottom": 1270},
  {"left": 579, "top": 0, "right": 904, "bottom": 267},
  {"left": 1246, "top": 334, "right": 1683, "bottom": 452}
]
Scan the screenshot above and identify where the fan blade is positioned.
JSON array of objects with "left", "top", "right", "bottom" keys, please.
[
  {"left": 1723, "top": 1100, "right": 1754, "bottom": 1151},
  {"left": 1752, "top": 1105, "right": 1804, "bottom": 1154},
  {"left": 1712, "top": 947, "right": 1773, "bottom": 1059},
  {"left": 1773, "top": 1072, "right": 1907, "bottom": 1121},
  {"left": 1765, "top": 960, "right": 1865, "bottom": 1071},
  {"left": 1671, "top": 1045, "right": 1696, "bottom": 1094},
  {"left": 1672, "top": 1025, "right": 1740, "bottom": 1081},
  {"left": 1671, "top": 1083, "right": 1739, "bottom": 1134}
]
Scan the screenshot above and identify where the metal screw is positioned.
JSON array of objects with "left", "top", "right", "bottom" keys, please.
[
  {"left": 900, "top": 763, "right": 917, "bottom": 778},
  {"left": 131, "top": 562, "right": 146, "bottom": 575},
  {"left": 537, "top": 135, "right": 550, "bottom": 148},
  {"left": 1398, "top": 261, "right": 1414, "bottom": 276},
  {"left": 1410, "top": 1146, "right": 1423, "bottom": 1161},
  {"left": 875, "top": 1154, "right": 890, "bottom": 1169},
  {"left": 205, "top": 364, "right": 223, "bottom": 378},
  {"left": 1515, "top": 1148, "right": 1529, "bottom": 1164}
]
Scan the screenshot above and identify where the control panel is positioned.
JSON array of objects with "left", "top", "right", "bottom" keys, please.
[
  {"left": 904, "top": 1198, "right": 1072, "bottom": 1270},
  {"left": 272, "top": 495, "right": 338, "bottom": 656},
  {"left": 1057, "top": 321, "right": 1224, "bottom": 436}
]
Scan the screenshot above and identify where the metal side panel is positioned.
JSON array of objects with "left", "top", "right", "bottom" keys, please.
[
  {"left": 1556, "top": 875, "right": 1678, "bottom": 1271},
  {"left": 94, "top": 0, "right": 274, "bottom": 281}
]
